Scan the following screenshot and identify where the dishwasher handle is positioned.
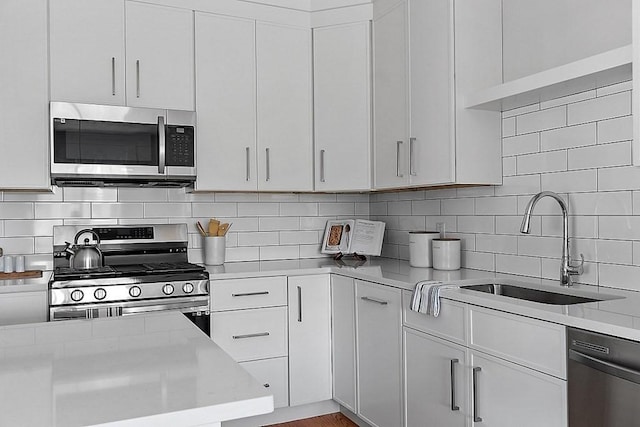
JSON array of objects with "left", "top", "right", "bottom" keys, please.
[{"left": 569, "top": 349, "right": 640, "bottom": 385}]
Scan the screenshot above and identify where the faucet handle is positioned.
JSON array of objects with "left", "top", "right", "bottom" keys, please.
[{"left": 568, "top": 254, "right": 584, "bottom": 276}]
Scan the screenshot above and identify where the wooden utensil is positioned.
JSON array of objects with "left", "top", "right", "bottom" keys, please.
[
  {"left": 196, "top": 221, "right": 208, "bottom": 237},
  {"left": 218, "top": 223, "right": 231, "bottom": 236},
  {"left": 208, "top": 219, "right": 220, "bottom": 236}
]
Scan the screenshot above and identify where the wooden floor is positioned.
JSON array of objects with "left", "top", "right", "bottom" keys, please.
[{"left": 265, "top": 413, "right": 358, "bottom": 427}]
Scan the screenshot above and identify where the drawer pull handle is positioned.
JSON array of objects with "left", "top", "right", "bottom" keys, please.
[
  {"left": 450, "top": 359, "right": 460, "bottom": 411},
  {"left": 473, "top": 367, "right": 482, "bottom": 422},
  {"left": 232, "top": 291, "right": 269, "bottom": 297},
  {"left": 297, "top": 286, "right": 303, "bottom": 322},
  {"left": 232, "top": 332, "right": 270, "bottom": 340},
  {"left": 361, "top": 296, "right": 388, "bottom": 305}
]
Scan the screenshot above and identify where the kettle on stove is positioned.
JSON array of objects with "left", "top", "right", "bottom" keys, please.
[{"left": 64, "top": 229, "right": 104, "bottom": 270}]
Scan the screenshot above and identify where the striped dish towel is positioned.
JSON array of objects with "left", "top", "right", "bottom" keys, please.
[{"left": 410, "top": 281, "right": 459, "bottom": 317}]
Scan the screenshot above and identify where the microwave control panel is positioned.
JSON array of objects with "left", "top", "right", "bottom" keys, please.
[{"left": 166, "top": 125, "right": 195, "bottom": 167}]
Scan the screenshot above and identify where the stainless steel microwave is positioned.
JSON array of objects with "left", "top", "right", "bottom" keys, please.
[{"left": 50, "top": 102, "right": 196, "bottom": 187}]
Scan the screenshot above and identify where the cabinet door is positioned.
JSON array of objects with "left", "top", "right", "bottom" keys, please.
[
  {"left": 0, "top": 292, "right": 47, "bottom": 326},
  {"left": 125, "top": 2, "right": 194, "bottom": 110},
  {"left": 50, "top": 0, "right": 125, "bottom": 105},
  {"left": 331, "top": 275, "right": 357, "bottom": 413},
  {"left": 373, "top": 1, "right": 410, "bottom": 189},
  {"left": 194, "top": 13, "right": 257, "bottom": 191},
  {"left": 408, "top": 0, "right": 455, "bottom": 185},
  {"left": 288, "top": 275, "right": 332, "bottom": 406},
  {"left": 470, "top": 351, "right": 568, "bottom": 427},
  {"left": 404, "top": 328, "right": 467, "bottom": 427},
  {"left": 240, "top": 357, "right": 289, "bottom": 409},
  {"left": 313, "top": 22, "right": 371, "bottom": 192},
  {"left": 0, "top": 0, "right": 49, "bottom": 190},
  {"left": 256, "top": 23, "right": 313, "bottom": 191},
  {"left": 356, "top": 280, "right": 403, "bottom": 427}
]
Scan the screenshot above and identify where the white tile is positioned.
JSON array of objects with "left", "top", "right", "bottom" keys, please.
[
  {"left": 570, "top": 238, "right": 597, "bottom": 262},
  {"left": 279, "top": 231, "right": 319, "bottom": 245},
  {"left": 211, "top": 217, "right": 257, "bottom": 233},
  {"left": 380, "top": 243, "right": 399, "bottom": 259},
  {"left": 337, "top": 193, "right": 369, "bottom": 203},
  {"left": 258, "top": 193, "right": 299, "bottom": 202},
  {"left": 370, "top": 202, "right": 388, "bottom": 216},
  {"left": 373, "top": 216, "right": 400, "bottom": 230},
  {"left": 598, "top": 216, "right": 640, "bottom": 240},
  {"left": 517, "top": 235, "right": 562, "bottom": 258},
  {"left": 63, "top": 188, "right": 117, "bottom": 202},
  {"left": 474, "top": 196, "right": 518, "bottom": 216},
  {"left": 318, "top": 203, "right": 355, "bottom": 216},
  {"left": 457, "top": 216, "right": 494, "bottom": 234},
  {"left": 568, "top": 141, "right": 631, "bottom": 170},
  {"left": 92, "top": 203, "right": 143, "bottom": 219},
  {"left": 386, "top": 230, "right": 407, "bottom": 245},
  {"left": 237, "top": 231, "right": 279, "bottom": 246},
  {"left": 502, "top": 117, "right": 516, "bottom": 137},
  {"left": 541, "top": 215, "right": 597, "bottom": 239},
  {"left": 25, "top": 253, "right": 53, "bottom": 271},
  {"left": 567, "top": 91, "right": 631, "bottom": 125},
  {"left": 496, "top": 215, "right": 540, "bottom": 235},
  {"left": 599, "top": 263, "right": 640, "bottom": 291},
  {"left": 503, "top": 157, "right": 516, "bottom": 176},
  {"left": 596, "top": 239, "right": 632, "bottom": 264},
  {"left": 299, "top": 194, "right": 337, "bottom": 202},
  {"left": 118, "top": 188, "right": 168, "bottom": 202},
  {"left": 355, "top": 202, "right": 370, "bottom": 216},
  {"left": 456, "top": 186, "right": 495, "bottom": 198},
  {"left": 476, "top": 234, "right": 517, "bottom": 254},
  {"left": 633, "top": 241, "right": 640, "bottom": 265},
  {"left": 517, "top": 150, "right": 567, "bottom": 175},
  {"left": 596, "top": 80, "right": 632, "bottom": 97},
  {"left": 167, "top": 189, "right": 214, "bottom": 202},
  {"left": 449, "top": 232, "right": 475, "bottom": 251},
  {"left": 517, "top": 193, "right": 568, "bottom": 215},
  {"left": 214, "top": 193, "right": 259, "bottom": 202},
  {"left": 540, "top": 123, "right": 596, "bottom": 151},
  {"left": 0, "top": 237, "right": 34, "bottom": 255},
  {"left": 259, "top": 245, "right": 299, "bottom": 261},
  {"left": 442, "top": 198, "right": 474, "bottom": 215},
  {"left": 0, "top": 221, "right": 4, "bottom": 237},
  {"left": 570, "top": 191, "right": 632, "bottom": 216},
  {"left": 300, "top": 216, "right": 333, "bottom": 231},
  {"left": 371, "top": 192, "right": 398, "bottom": 202},
  {"left": 598, "top": 166, "right": 640, "bottom": 191},
  {"left": 388, "top": 201, "right": 412, "bottom": 216},
  {"left": 597, "top": 115, "right": 633, "bottom": 144},
  {"left": 299, "top": 244, "right": 326, "bottom": 259},
  {"left": 259, "top": 217, "right": 300, "bottom": 231},
  {"left": 539, "top": 90, "right": 595, "bottom": 110},
  {"left": 397, "top": 190, "right": 426, "bottom": 201},
  {"left": 541, "top": 169, "right": 597, "bottom": 193},
  {"left": 65, "top": 218, "right": 115, "bottom": 226},
  {"left": 280, "top": 202, "right": 318, "bottom": 216},
  {"left": 462, "top": 251, "right": 495, "bottom": 271},
  {"left": 0, "top": 203, "right": 34, "bottom": 220},
  {"left": 540, "top": 258, "right": 596, "bottom": 285},
  {"left": 425, "top": 217, "right": 456, "bottom": 233},
  {"left": 35, "top": 203, "right": 90, "bottom": 219},
  {"left": 502, "top": 103, "right": 539, "bottom": 118},
  {"left": 122, "top": 218, "right": 168, "bottom": 225},
  {"left": 411, "top": 200, "right": 440, "bottom": 216},
  {"left": 494, "top": 175, "right": 540, "bottom": 197},
  {"left": 398, "top": 244, "right": 410, "bottom": 260},
  {"left": 398, "top": 216, "right": 427, "bottom": 231},
  {"left": 4, "top": 220, "right": 61, "bottom": 237},
  {"left": 225, "top": 246, "right": 260, "bottom": 262},
  {"left": 423, "top": 188, "right": 457, "bottom": 199},
  {"left": 237, "top": 203, "right": 279, "bottom": 217},
  {"left": 502, "top": 133, "right": 540, "bottom": 156},
  {"left": 516, "top": 106, "right": 566, "bottom": 134},
  {"left": 495, "top": 254, "right": 541, "bottom": 277},
  {"left": 3, "top": 189, "right": 62, "bottom": 202},
  {"left": 192, "top": 203, "right": 237, "bottom": 218}
]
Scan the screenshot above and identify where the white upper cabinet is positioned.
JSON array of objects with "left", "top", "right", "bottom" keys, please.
[
  {"left": 0, "top": 0, "right": 49, "bottom": 190},
  {"left": 194, "top": 13, "right": 257, "bottom": 191},
  {"left": 256, "top": 22, "right": 313, "bottom": 192},
  {"left": 125, "top": 2, "right": 194, "bottom": 110},
  {"left": 50, "top": 0, "right": 126, "bottom": 105},
  {"left": 313, "top": 22, "right": 372, "bottom": 192}
]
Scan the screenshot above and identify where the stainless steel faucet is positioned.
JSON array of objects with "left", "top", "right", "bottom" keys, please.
[{"left": 520, "top": 191, "right": 584, "bottom": 286}]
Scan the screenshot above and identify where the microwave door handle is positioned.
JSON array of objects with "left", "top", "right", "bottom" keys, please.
[{"left": 158, "top": 116, "right": 166, "bottom": 174}]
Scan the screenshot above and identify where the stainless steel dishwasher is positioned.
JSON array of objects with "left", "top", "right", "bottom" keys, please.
[{"left": 568, "top": 328, "right": 640, "bottom": 427}]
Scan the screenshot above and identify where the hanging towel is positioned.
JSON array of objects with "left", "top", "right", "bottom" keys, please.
[{"left": 410, "top": 281, "right": 459, "bottom": 317}]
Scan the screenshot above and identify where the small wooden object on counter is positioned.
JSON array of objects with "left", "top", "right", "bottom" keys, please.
[
  {"left": 0, "top": 270, "right": 43, "bottom": 280},
  {"left": 208, "top": 219, "right": 220, "bottom": 236}
]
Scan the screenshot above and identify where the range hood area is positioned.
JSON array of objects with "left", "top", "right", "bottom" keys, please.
[{"left": 51, "top": 175, "right": 195, "bottom": 188}]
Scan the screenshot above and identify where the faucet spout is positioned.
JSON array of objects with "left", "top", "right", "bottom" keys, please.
[{"left": 520, "top": 191, "right": 583, "bottom": 286}]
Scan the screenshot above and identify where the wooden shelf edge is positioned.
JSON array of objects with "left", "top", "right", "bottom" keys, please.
[{"left": 465, "top": 45, "right": 633, "bottom": 111}]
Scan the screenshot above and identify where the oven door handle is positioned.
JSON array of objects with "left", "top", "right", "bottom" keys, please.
[
  {"left": 121, "top": 299, "right": 209, "bottom": 315},
  {"left": 569, "top": 349, "right": 640, "bottom": 385}
]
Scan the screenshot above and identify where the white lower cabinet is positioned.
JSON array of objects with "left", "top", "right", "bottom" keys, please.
[
  {"left": 240, "top": 357, "right": 289, "bottom": 409},
  {"left": 288, "top": 275, "right": 332, "bottom": 406},
  {"left": 356, "top": 280, "right": 403, "bottom": 427},
  {"left": 0, "top": 292, "right": 47, "bottom": 326},
  {"left": 331, "top": 275, "right": 357, "bottom": 413}
]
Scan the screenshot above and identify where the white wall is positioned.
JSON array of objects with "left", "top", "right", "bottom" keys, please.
[{"left": 372, "top": 80, "right": 637, "bottom": 291}]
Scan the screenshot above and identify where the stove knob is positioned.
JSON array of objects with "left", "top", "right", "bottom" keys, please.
[
  {"left": 70, "top": 289, "right": 84, "bottom": 302},
  {"left": 162, "top": 284, "right": 175, "bottom": 295},
  {"left": 182, "top": 282, "right": 194, "bottom": 294},
  {"left": 94, "top": 288, "right": 107, "bottom": 300},
  {"left": 129, "top": 286, "right": 142, "bottom": 298}
]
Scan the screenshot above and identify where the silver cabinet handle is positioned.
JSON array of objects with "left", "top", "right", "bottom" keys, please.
[
  {"left": 450, "top": 359, "right": 460, "bottom": 411},
  {"left": 320, "top": 149, "right": 326, "bottom": 183},
  {"left": 409, "top": 137, "right": 417, "bottom": 176},
  {"left": 158, "top": 116, "right": 166, "bottom": 174},
  {"left": 232, "top": 332, "right": 270, "bottom": 340},
  {"left": 361, "top": 296, "right": 388, "bottom": 305},
  {"left": 246, "top": 147, "right": 251, "bottom": 181},
  {"left": 265, "top": 148, "right": 270, "bottom": 182},
  {"left": 232, "top": 291, "right": 269, "bottom": 297},
  {"left": 396, "top": 141, "right": 403, "bottom": 177},
  {"left": 297, "top": 286, "right": 302, "bottom": 322},
  {"left": 111, "top": 57, "right": 116, "bottom": 96},
  {"left": 136, "top": 59, "right": 141, "bottom": 98},
  {"left": 473, "top": 367, "right": 482, "bottom": 422}
]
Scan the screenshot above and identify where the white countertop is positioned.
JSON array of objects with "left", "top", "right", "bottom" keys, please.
[
  {"left": 0, "top": 271, "right": 51, "bottom": 293},
  {"left": 0, "top": 312, "right": 273, "bottom": 427}
]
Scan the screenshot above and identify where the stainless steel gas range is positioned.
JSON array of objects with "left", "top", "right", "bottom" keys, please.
[{"left": 48, "top": 224, "right": 210, "bottom": 335}]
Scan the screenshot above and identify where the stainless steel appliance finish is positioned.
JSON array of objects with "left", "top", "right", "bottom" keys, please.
[
  {"left": 50, "top": 102, "right": 196, "bottom": 187},
  {"left": 461, "top": 283, "right": 602, "bottom": 305},
  {"left": 49, "top": 224, "right": 210, "bottom": 335},
  {"left": 568, "top": 328, "right": 640, "bottom": 427}
]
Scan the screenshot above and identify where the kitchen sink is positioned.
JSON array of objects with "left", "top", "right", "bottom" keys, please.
[{"left": 461, "top": 283, "right": 602, "bottom": 305}]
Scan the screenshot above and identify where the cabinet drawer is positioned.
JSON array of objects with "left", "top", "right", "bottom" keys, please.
[
  {"left": 402, "top": 290, "right": 466, "bottom": 345},
  {"left": 211, "top": 306, "right": 288, "bottom": 362},
  {"left": 469, "top": 306, "right": 566, "bottom": 379},
  {"left": 240, "top": 357, "right": 289, "bottom": 409},
  {"left": 211, "top": 276, "right": 287, "bottom": 311}
]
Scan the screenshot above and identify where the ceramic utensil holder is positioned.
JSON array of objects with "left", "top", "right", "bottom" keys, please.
[
  {"left": 432, "top": 238, "right": 461, "bottom": 270},
  {"left": 409, "top": 231, "right": 440, "bottom": 267},
  {"left": 203, "top": 236, "right": 225, "bottom": 266}
]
